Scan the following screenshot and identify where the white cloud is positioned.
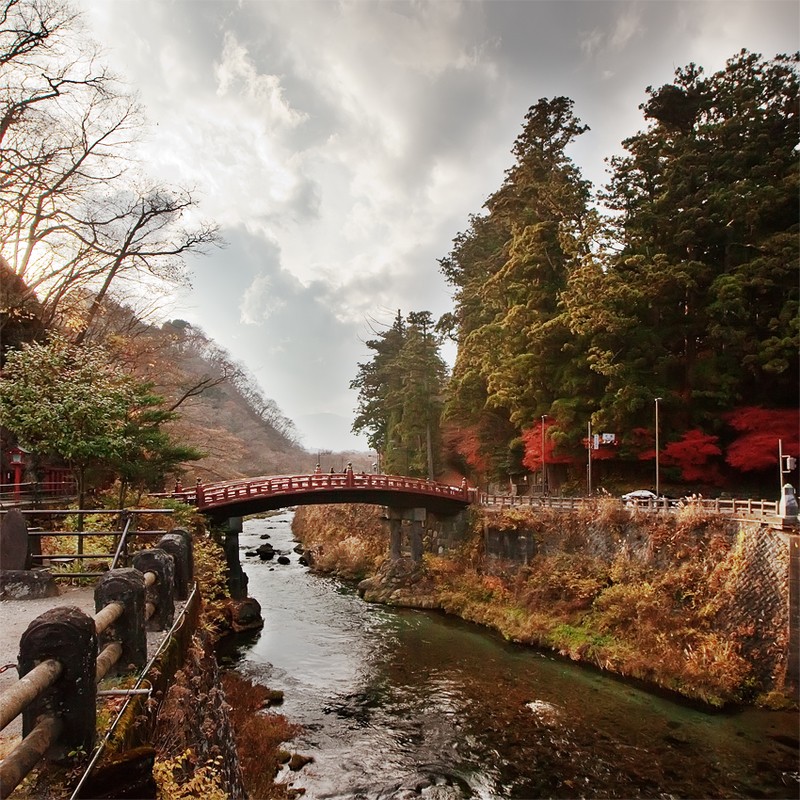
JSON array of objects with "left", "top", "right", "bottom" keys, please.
[
  {"left": 610, "top": 5, "right": 643, "bottom": 50},
  {"left": 76, "top": 0, "right": 799, "bottom": 451},
  {"left": 215, "top": 31, "right": 307, "bottom": 131},
  {"left": 240, "top": 274, "right": 287, "bottom": 325}
]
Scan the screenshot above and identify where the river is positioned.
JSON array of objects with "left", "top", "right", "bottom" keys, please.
[{"left": 218, "top": 512, "right": 799, "bottom": 799}]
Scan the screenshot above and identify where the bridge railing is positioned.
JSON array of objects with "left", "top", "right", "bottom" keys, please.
[
  {"left": 0, "top": 534, "right": 194, "bottom": 798},
  {"left": 480, "top": 493, "right": 780, "bottom": 520},
  {"left": 0, "top": 481, "right": 78, "bottom": 508},
  {"left": 165, "top": 472, "right": 475, "bottom": 509}
]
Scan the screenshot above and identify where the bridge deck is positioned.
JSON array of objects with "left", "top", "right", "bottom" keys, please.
[{"left": 169, "top": 473, "right": 475, "bottom": 520}]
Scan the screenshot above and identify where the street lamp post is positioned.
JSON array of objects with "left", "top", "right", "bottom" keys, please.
[
  {"left": 654, "top": 397, "right": 662, "bottom": 497},
  {"left": 541, "top": 414, "right": 548, "bottom": 495}
]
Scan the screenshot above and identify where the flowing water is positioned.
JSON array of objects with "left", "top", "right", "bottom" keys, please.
[{"left": 219, "top": 512, "right": 799, "bottom": 799}]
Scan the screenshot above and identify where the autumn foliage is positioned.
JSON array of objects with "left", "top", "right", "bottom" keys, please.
[
  {"left": 724, "top": 407, "right": 800, "bottom": 472},
  {"left": 661, "top": 429, "right": 723, "bottom": 484}
]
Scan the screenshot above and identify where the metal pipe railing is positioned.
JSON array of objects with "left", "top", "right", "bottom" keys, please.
[{"left": 109, "top": 515, "right": 134, "bottom": 571}]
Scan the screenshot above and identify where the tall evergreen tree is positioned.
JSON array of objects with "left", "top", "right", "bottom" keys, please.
[
  {"left": 441, "top": 98, "right": 599, "bottom": 481},
  {"left": 351, "top": 310, "right": 447, "bottom": 477},
  {"left": 566, "top": 51, "right": 799, "bottom": 449},
  {"left": 351, "top": 310, "right": 406, "bottom": 463}
]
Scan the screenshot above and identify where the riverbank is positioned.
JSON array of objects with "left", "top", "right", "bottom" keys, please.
[
  {"left": 292, "top": 501, "right": 798, "bottom": 709},
  {"left": 151, "top": 527, "right": 307, "bottom": 800}
]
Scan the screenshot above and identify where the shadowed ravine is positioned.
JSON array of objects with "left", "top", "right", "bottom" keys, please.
[{"left": 217, "top": 513, "right": 799, "bottom": 799}]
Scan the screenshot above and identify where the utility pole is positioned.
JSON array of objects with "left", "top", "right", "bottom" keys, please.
[
  {"left": 655, "top": 397, "right": 662, "bottom": 496},
  {"left": 587, "top": 420, "right": 592, "bottom": 495},
  {"left": 541, "top": 414, "right": 548, "bottom": 495}
]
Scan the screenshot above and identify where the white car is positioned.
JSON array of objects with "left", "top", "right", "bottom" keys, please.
[{"left": 621, "top": 489, "right": 659, "bottom": 503}]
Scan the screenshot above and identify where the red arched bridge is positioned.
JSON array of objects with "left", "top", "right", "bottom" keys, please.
[{"left": 168, "top": 471, "right": 476, "bottom": 523}]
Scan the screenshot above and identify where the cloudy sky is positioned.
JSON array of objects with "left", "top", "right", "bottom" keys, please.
[{"left": 77, "top": 0, "right": 798, "bottom": 452}]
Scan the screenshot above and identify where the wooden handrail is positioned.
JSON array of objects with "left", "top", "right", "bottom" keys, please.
[
  {"left": 174, "top": 472, "right": 473, "bottom": 510},
  {"left": 0, "top": 660, "right": 63, "bottom": 733},
  {"left": 0, "top": 715, "right": 62, "bottom": 799}
]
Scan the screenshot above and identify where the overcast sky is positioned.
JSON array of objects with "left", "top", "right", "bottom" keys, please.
[{"left": 77, "top": 0, "right": 798, "bottom": 452}]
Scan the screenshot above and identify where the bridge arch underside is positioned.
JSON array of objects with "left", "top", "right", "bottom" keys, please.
[{"left": 202, "top": 488, "right": 469, "bottom": 525}]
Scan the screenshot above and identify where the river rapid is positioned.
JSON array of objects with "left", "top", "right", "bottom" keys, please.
[{"left": 219, "top": 512, "right": 799, "bottom": 800}]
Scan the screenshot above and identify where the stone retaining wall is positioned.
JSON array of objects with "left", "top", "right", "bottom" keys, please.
[{"left": 455, "top": 508, "right": 796, "bottom": 693}]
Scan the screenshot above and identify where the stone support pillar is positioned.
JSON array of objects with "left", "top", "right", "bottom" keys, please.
[
  {"left": 389, "top": 517, "right": 402, "bottom": 561},
  {"left": 221, "top": 517, "right": 248, "bottom": 600},
  {"left": 409, "top": 520, "right": 424, "bottom": 562},
  {"left": 386, "top": 507, "right": 426, "bottom": 562},
  {"left": 18, "top": 606, "right": 97, "bottom": 759},
  {"left": 94, "top": 568, "right": 147, "bottom": 671}
]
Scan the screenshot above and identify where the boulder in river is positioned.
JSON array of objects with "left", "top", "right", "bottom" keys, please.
[
  {"left": 257, "top": 543, "right": 275, "bottom": 560},
  {"left": 228, "top": 597, "right": 264, "bottom": 632},
  {"left": 288, "top": 753, "right": 314, "bottom": 771}
]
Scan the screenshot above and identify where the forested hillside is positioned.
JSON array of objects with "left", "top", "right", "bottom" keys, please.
[
  {"left": 0, "top": 2, "right": 316, "bottom": 495},
  {"left": 89, "top": 305, "right": 312, "bottom": 481},
  {"left": 353, "top": 51, "right": 799, "bottom": 495}
]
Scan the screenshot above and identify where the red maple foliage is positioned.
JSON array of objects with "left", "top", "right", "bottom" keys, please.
[
  {"left": 442, "top": 423, "right": 487, "bottom": 473},
  {"left": 629, "top": 427, "right": 655, "bottom": 461},
  {"left": 521, "top": 420, "right": 573, "bottom": 471},
  {"left": 661, "top": 429, "right": 723, "bottom": 484},
  {"left": 724, "top": 407, "right": 800, "bottom": 472}
]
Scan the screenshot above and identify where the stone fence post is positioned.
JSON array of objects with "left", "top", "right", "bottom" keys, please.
[
  {"left": 779, "top": 484, "right": 798, "bottom": 523},
  {"left": 18, "top": 606, "right": 97, "bottom": 760},
  {"left": 131, "top": 549, "right": 175, "bottom": 631},
  {"left": 156, "top": 533, "right": 192, "bottom": 600},
  {"left": 94, "top": 569, "right": 147, "bottom": 671}
]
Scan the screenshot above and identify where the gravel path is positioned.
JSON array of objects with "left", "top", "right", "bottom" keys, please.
[{"left": 0, "top": 585, "right": 96, "bottom": 757}]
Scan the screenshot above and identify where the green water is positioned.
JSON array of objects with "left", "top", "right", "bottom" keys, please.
[{"left": 221, "top": 513, "right": 799, "bottom": 799}]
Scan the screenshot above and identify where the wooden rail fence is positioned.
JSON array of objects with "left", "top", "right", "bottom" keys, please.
[{"left": 480, "top": 493, "right": 781, "bottom": 520}]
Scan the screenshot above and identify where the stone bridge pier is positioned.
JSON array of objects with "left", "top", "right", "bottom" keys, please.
[
  {"left": 220, "top": 516, "right": 248, "bottom": 599},
  {"left": 386, "top": 507, "right": 426, "bottom": 562}
]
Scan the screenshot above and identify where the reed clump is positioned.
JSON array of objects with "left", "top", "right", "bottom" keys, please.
[{"left": 220, "top": 672, "right": 304, "bottom": 799}]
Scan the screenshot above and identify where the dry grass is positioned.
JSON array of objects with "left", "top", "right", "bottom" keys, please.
[
  {"left": 220, "top": 672, "right": 303, "bottom": 800},
  {"left": 295, "top": 502, "right": 784, "bottom": 707},
  {"left": 293, "top": 504, "right": 387, "bottom": 580}
]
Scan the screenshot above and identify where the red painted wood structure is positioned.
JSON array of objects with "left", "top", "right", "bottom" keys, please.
[{"left": 168, "top": 471, "right": 475, "bottom": 522}]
